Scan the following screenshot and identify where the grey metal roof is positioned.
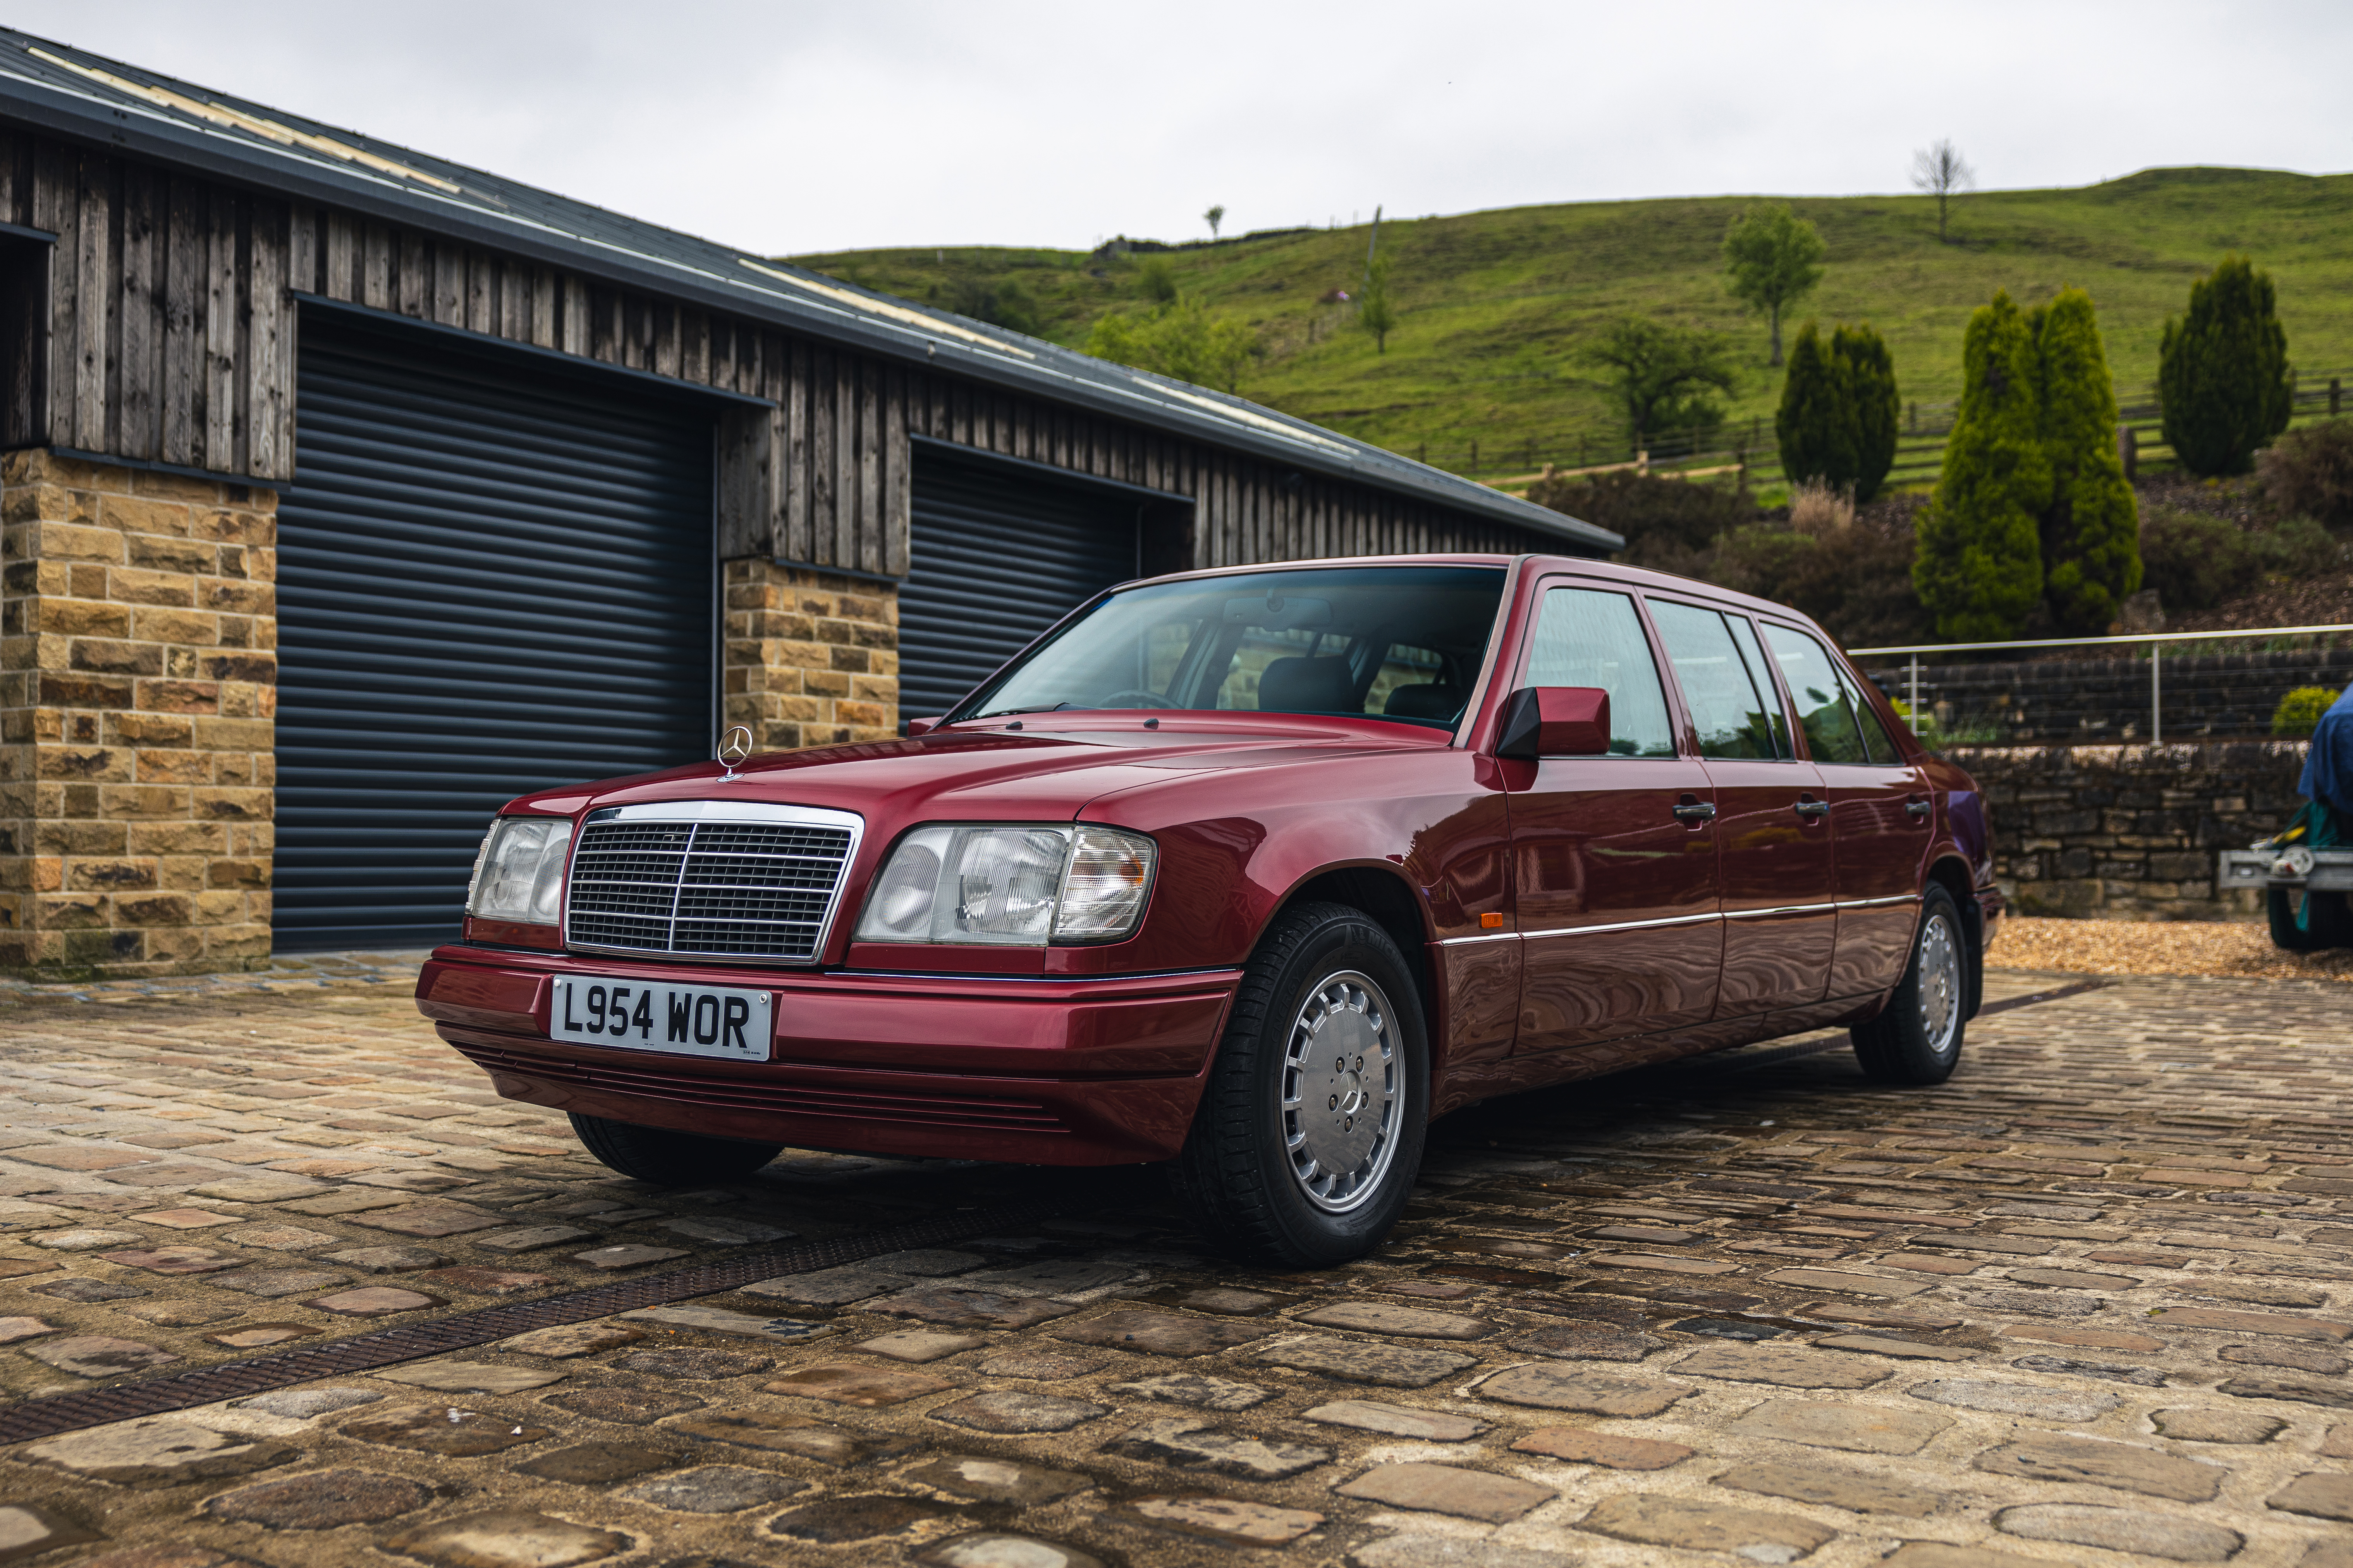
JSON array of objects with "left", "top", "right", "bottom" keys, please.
[{"left": 0, "top": 28, "right": 1616, "bottom": 554}]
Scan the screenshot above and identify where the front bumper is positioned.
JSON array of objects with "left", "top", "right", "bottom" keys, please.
[{"left": 417, "top": 945, "right": 1242, "bottom": 1166}]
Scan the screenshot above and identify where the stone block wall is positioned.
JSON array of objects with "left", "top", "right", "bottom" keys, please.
[
  {"left": 1948, "top": 741, "right": 2312, "bottom": 920},
  {"left": 1, "top": 452, "right": 279, "bottom": 973},
  {"left": 722, "top": 560, "right": 899, "bottom": 751}
]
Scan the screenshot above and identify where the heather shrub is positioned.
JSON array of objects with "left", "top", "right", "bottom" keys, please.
[{"left": 2257, "top": 418, "right": 2353, "bottom": 526}]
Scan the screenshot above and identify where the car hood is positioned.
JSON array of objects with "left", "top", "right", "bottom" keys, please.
[{"left": 501, "top": 717, "right": 1451, "bottom": 825}]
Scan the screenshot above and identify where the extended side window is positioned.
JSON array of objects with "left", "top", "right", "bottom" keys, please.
[
  {"left": 1838, "top": 662, "right": 1903, "bottom": 763},
  {"left": 1648, "top": 599, "right": 1784, "bottom": 760},
  {"left": 1760, "top": 623, "right": 1869, "bottom": 764},
  {"left": 1524, "top": 586, "right": 1676, "bottom": 757}
]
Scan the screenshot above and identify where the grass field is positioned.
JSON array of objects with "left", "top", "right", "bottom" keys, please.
[{"left": 789, "top": 167, "right": 2353, "bottom": 476}]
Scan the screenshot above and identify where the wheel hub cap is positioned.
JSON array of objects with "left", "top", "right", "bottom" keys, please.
[
  {"left": 1282, "top": 971, "right": 1400, "bottom": 1213},
  {"left": 1918, "top": 913, "right": 1961, "bottom": 1059}
]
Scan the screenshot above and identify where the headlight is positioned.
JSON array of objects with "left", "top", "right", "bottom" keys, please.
[
  {"left": 466, "top": 817, "right": 574, "bottom": 925},
  {"left": 855, "top": 824, "right": 1156, "bottom": 946}
]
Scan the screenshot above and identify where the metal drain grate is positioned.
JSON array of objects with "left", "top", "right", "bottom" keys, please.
[{"left": 0, "top": 1195, "right": 1066, "bottom": 1446}]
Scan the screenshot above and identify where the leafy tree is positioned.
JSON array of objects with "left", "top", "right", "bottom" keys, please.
[
  {"left": 1722, "top": 203, "right": 1825, "bottom": 366},
  {"left": 1359, "top": 249, "right": 1397, "bottom": 352},
  {"left": 1204, "top": 204, "right": 1225, "bottom": 239},
  {"left": 1775, "top": 321, "right": 1901, "bottom": 500},
  {"left": 1914, "top": 291, "right": 2049, "bottom": 639},
  {"left": 2159, "top": 254, "right": 2293, "bottom": 476},
  {"left": 943, "top": 277, "right": 1041, "bottom": 336},
  {"left": 1578, "top": 317, "right": 1738, "bottom": 447},
  {"left": 2031, "top": 287, "right": 2142, "bottom": 633},
  {"left": 1910, "top": 140, "right": 1973, "bottom": 243},
  {"left": 1085, "top": 296, "right": 1258, "bottom": 392},
  {"left": 1135, "top": 254, "right": 1179, "bottom": 304}
]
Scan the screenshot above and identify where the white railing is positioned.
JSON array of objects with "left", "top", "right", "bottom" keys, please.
[{"left": 1849, "top": 623, "right": 2353, "bottom": 746}]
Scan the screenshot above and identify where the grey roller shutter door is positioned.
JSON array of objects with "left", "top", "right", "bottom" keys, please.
[
  {"left": 274, "top": 321, "right": 715, "bottom": 952},
  {"left": 899, "top": 456, "right": 1140, "bottom": 722}
]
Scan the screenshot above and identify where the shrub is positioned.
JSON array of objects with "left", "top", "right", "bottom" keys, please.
[
  {"left": 2032, "top": 288, "right": 2142, "bottom": 634},
  {"left": 1915, "top": 292, "right": 2049, "bottom": 639},
  {"left": 1135, "top": 254, "right": 1178, "bottom": 304},
  {"left": 2136, "top": 507, "right": 2341, "bottom": 611},
  {"left": 1528, "top": 468, "right": 1751, "bottom": 571},
  {"left": 2257, "top": 418, "right": 2353, "bottom": 526},
  {"left": 2159, "top": 254, "right": 2293, "bottom": 476},
  {"left": 2274, "top": 686, "right": 2341, "bottom": 737},
  {"left": 2137, "top": 506, "right": 2262, "bottom": 610},
  {"left": 1774, "top": 322, "right": 1901, "bottom": 501},
  {"left": 1084, "top": 298, "right": 1256, "bottom": 391},
  {"left": 1788, "top": 477, "right": 1855, "bottom": 535},
  {"left": 1714, "top": 516, "right": 1932, "bottom": 649}
]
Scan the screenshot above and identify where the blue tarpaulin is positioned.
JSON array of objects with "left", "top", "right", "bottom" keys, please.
[{"left": 2299, "top": 684, "right": 2353, "bottom": 816}]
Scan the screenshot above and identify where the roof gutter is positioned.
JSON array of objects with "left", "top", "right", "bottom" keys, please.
[{"left": 0, "top": 70, "right": 1617, "bottom": 554}]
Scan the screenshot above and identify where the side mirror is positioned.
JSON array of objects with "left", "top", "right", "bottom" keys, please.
[
  {"left": 1496, "top": 686, "right": 1611, "bottom": 758},
  {"left": 905, "top": 717, "right": 942, "bottom": 737}
]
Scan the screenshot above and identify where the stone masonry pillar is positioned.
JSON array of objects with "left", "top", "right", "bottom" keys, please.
[
  {"left": 0, "top": 452, "right": 277, "bottom": 975},
  {"left": 722, "top": 560, "right": 899, "bottom": 750}
]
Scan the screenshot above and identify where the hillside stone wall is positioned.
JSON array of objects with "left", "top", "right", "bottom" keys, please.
[{"left": 1947, "top": 741, "right": 2312, "bottom": 920}]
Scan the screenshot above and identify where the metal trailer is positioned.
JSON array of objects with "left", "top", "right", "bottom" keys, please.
[{"left": 2220, "top": 846, "right": 2353, "bottom": 896}]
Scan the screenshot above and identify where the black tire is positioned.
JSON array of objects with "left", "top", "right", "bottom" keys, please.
[
  {"left": 2268, "top": 887, "right": 2353, "bottom": 951},
  {"left": 1851, "top": 884, "right": 1969, "bottom": 1086},
  {"left": 568, "top": 1112, "right": 783, "bottom": 1185},
  {"left": 1165, "top": 901, "right": 1429, "bottom": 1268}
]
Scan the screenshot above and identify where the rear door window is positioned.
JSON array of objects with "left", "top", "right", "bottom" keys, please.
[
  {"left": 1648, "top": 599, "right": 1784, "bottom": 760},
  {"left": 1760, "top": 623, "right": 1869, "bottom": 764}
]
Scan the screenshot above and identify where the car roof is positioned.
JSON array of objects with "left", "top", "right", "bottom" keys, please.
[{"left": 1128, "top": 553, "right": 1835, "bottom": 641}]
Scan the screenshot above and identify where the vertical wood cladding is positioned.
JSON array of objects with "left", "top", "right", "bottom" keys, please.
[
  {"left": 3, "top": 126, "right": 1559, "bottom": 575},
  {"left": 0, "top": 129, "right": 292, "bottom": 480}
]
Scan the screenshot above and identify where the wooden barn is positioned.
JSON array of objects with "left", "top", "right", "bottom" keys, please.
[{"left": 0, "top": 28, "right": 1614, "bottom": 972}]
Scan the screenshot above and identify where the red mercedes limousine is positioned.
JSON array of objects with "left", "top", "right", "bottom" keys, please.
[{"left": 416, "top": 554, "right": 1999, "bottom": 1265}]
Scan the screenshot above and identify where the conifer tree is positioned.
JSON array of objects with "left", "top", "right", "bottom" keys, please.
[
  {"left": 1914, "top": 292, "right": 2049, "bottom": 639},
  {"left": 1775, "top": 322, "right": 1853, "bottom": 491},
  {"left": 1776, "top": 321, "right": 1901, "bottom": 500},
  {"left": 2159, "top": 254, "right": 2293, "bottom": 476},
  {"left": 1835, "top": 323, "right": 1901, "bottom": 501},
  {"left": 2032, "top": 288, "right": 2142, "bottom": 633}
]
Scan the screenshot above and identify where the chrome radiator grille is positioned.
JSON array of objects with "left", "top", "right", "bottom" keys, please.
[{"left": 564, "top": 805, "right": 860, "bottom": 963}]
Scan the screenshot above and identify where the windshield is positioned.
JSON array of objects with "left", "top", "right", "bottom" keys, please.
[{"left": 949, "top": 565, "right": 1509, "bottom": 729}]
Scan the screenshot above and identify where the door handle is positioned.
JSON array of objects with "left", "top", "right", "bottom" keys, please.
[
  {"left": 1672, "top": 797, "right": 1717, "bottom": 825},
  {"left": 1794, "top": 796, "right": 1830, "bottom": 820},
  {"left": 1905, "top": 796, "right": 1932, "bottom": 821}
]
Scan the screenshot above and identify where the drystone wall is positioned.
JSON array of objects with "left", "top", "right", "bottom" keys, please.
[{"left": 1947, "top": 741, "right": 2313, "bottom": 920}]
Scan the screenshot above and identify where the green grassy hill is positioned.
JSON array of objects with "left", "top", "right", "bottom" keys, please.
[{"left": 789, "top": 167, "right": 2353, "bottom": 479}]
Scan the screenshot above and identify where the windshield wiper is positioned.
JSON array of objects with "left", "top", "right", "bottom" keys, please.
[{"left": 967, "top": 701, "right": 1091, "bottom": 720}]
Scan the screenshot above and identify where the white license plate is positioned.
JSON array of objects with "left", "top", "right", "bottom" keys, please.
[{"left": 549, "top": 977, "right": 772, "bottom": 1062}]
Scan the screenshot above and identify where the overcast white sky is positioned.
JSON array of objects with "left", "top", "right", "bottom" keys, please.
[{"left": 11, "top": 1, "right": 2350, "bottom": 257}]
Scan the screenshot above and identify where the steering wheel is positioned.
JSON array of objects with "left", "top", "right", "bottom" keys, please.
[{"left": 1097, "top": 690, "right": 1177, "bottom": 710}]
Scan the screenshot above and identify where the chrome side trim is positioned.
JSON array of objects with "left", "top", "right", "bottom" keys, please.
[
  {"left": 1725, "top": 903, "right": 1839, "bottom": 920},
  {"left": 1519, "top": 911, "right": 1724, "bottom": 941},
  {"left": 1836, "top": 894, "right": 1922, "bottom": 910},
  {"left": 1435, "top": 930, "right": 1523, "bottom": 947}
]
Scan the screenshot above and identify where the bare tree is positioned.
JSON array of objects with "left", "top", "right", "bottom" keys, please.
[
  {"left": 1204, "top": 204, "right": 1226, "bottom": 240},
  {"left": 1911, "top": 140, "right": 1975, "bottom": 243}
]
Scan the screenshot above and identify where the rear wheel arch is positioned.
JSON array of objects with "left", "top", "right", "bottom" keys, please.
[{"left": 1925, "top": 853, "right": 1984, "bottom": 1020}]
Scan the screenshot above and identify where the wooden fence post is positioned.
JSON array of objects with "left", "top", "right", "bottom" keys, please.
[{"left": 2118, "top": 425, "right": 2136, "bottom": 481}]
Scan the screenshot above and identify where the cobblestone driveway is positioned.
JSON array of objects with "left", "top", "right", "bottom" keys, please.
[{"left": 2, "top": 965, "right": 2349, "bottom": 1568}]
